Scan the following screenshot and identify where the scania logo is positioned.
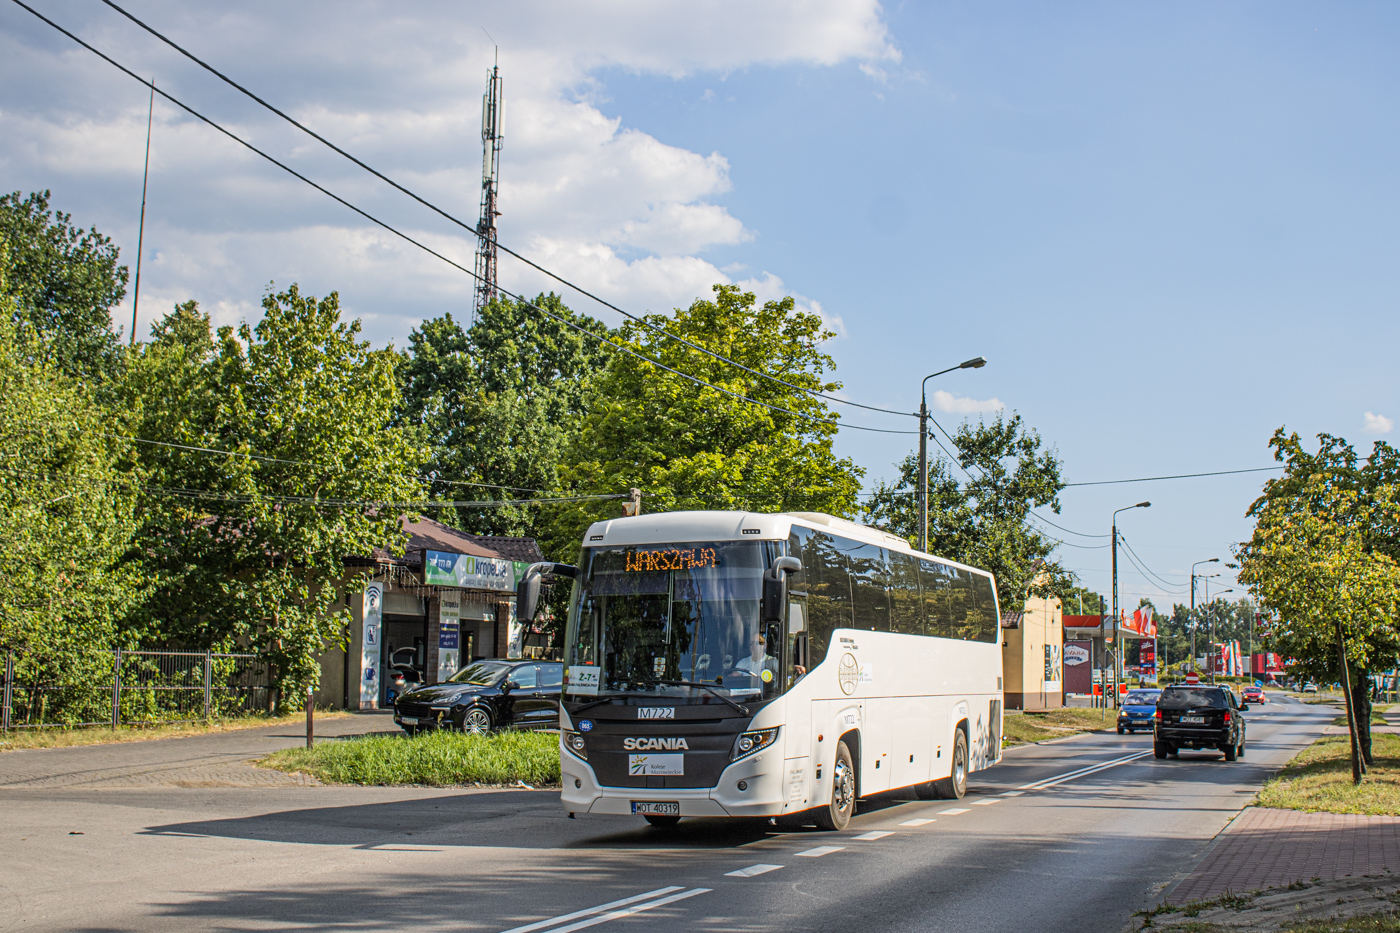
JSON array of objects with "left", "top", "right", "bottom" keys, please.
[
  {"left": 622, "top": 737, "right": 689, "bottom": 750},
  {"left": 637, "top": 707, "right": 675, "bottom": 719}
]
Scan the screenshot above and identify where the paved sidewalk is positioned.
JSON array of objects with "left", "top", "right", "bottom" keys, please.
[
  {"left": 1170, "top": 806, "right": 1400, "bottom": 902},
  {"left": 0, "top": 711, "right": 398, "bottom": 789}
]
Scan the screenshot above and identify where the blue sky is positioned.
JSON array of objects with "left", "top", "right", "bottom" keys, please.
[{"left": 2, "top": 1, "right": 1396, "bottom": 609}]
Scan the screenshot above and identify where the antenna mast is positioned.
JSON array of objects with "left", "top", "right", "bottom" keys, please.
[{"left": 473, "top": 54, "right": 503, "bottom": 318}]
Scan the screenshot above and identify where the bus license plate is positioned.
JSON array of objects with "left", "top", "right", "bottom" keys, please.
[
  {"left": 631, "top": 801, "right": 680, "bottom": 816},
  {"left": 1181, "top": 716, "right": 1205, "bottom": 724}
]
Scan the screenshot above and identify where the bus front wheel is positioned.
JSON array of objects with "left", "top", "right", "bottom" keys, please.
[
  {"left": 814, "top": 740, "right": 856, "bottom": 831},
  {"left": 932, "top": 730, "right": 968, "bottom": 800}
]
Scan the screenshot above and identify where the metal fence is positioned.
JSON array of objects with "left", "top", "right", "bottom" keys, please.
[{"left": 1, "top": 650, "right": 273, "bottom": 730}]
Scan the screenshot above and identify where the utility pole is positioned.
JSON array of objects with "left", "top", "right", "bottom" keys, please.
[
  {"left": 473, "top": 53, "right": 503, "bottom": 320},
  {"left": 1189, "top": 558, "right": 1219, "bottom": 679},
  {"left": 131, "top": 77, "right": 155, "bottom": 345}
]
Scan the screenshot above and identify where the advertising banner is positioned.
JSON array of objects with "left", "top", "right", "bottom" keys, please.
[
  {"left": 1140, "top": 639, "right": 1156, "bottom": 673},
  {"left": 360, "top": 582, "right": 384, "bottom": 709},
  {"left": 438, "top": 592, "right": 461, "bottom": 681},
  {"left": 1043, "top": 643, "right": 1062, "bottom": 692},
  {"left": 505, "top": 602, "right": 523, "bottom": 659},
  {"left": 423, "top": 550, "right": 517, "bottom": 592},
  {"left": 1064, "top": 640, "right": 1093, "bottom": 695}
]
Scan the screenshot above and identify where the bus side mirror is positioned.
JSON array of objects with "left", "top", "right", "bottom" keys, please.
[
  {"left": 515, "top": 562, "right": 577, "bottom": 623},
  {"left": 762, "top": 557, "right": 802, "bottom": 623}
]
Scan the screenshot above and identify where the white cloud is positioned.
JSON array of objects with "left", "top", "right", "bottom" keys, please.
[
  {"left": 932, "top": 390, "right": 1005, "bottom": 415},
  {"left": 1364, "top": 411, "right": 1394, "bottom": 434},
  {"left": 0, "top": 0, "right": 898, "bottom": 343}
]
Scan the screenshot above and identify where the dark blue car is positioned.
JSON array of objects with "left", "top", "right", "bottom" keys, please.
[{"left": 1118, "top": 688, "right": 1162, "bottom": 734}]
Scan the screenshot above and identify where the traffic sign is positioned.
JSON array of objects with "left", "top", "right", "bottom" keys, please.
[{"left": 1185, "top": 671, "right": 1200, "bottom": 684}]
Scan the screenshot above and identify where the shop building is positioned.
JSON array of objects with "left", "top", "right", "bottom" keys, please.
[
  {"left": 1000, "top": 595, "right": 1065, "bottom": 710},
  {"left": 314, "top": 515, "right": 546, "bottom": 710}
]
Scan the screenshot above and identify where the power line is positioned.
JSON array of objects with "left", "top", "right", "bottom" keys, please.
[
  {"left": 1064, "top": 466, "right": 1283, "bottom": 487},
  {"left": 11, "top": 0, "right": 916, "bottom": 437},
  {"left": 91, "top": 0, "right": 919, "bottom": 422},
  {"left": 1029, "top": 512, "right": 1111, "bottom": 539},
  {"left": 1118, "top": 535, "right": 1188, "bottom": 593}
]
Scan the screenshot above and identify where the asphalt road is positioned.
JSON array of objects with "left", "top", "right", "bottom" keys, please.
[{"left": 0, "top": 694, "right": 1333, "bottom": 933}]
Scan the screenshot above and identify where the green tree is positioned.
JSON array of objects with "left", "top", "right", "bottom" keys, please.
[
  {"left": 1237, "top": 429, "right": 1400, "bottom": 781},
  {"left": 123, "top": 286, "right": 428, "bottom": 707},
  {"left": 0, "top": 253, "right": 142, "bottom": 724},
  {"left": 863, "top": 413, "right": 1069, "bottom": 610},
  {"left": 1060, "top": 586, "right": 1105, "bottom": 616},
  {"left": 556, "top": 283, "right": 863, "bottom": 557},
  {"left": 397, "top": 294, "right": 609, "bottom": 538},
  {"left": 0, "top": 190, "right": 127, "bottom": 381}
]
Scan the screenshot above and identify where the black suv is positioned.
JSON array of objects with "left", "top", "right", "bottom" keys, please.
[
  {"left": 394, "top": 660, "right": 564, "bottom": 735},
  {"left": 1154, "top": 685, "right": 1248, "bottom": 760}
]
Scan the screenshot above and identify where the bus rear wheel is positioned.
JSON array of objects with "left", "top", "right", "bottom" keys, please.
[
  {"left": 813, "top": 740, "right": 856, "bottom": 831},
  {"left": 932, "top": 730, "right": 968, "bottom": 799}
]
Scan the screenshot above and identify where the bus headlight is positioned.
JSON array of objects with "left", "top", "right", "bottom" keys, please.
[
  {"left": 732, "top": 727, "right": 780, "bottom": 761},
  {"left": 563, "top": 731, "right": 588, "bottom": 760}
]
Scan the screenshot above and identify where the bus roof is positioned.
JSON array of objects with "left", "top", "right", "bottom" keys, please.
[{"left": 581, "top": 510, "right": 992, "bottom": 578}]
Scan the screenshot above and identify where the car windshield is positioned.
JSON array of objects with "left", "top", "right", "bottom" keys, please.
[
  {"left": 562, "top": 541, "right": 782, "bottom": 704},
  {"left": 448, "top": 661, "right": 510, "bottom": 686},
  {"left": 1125, "top": 691, "right": 1160, "bottom": 705},
  {"left": 1158, "top": 687, "right": 1227, "bottom": 709}
]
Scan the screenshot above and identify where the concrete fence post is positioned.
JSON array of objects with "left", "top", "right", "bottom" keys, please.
[{"left": 111, "top": 648, "right": 122, "bottom": 729}]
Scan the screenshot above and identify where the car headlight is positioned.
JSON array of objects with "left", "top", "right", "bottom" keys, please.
[
  {"left": 732, "top": 727, "right": 780, "bottom": 761},
  {"left": 563, "top": 731, "right": 588, "bottom": 760}
]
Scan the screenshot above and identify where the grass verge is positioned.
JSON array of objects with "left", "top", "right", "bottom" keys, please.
[
  {"left": 1257, "top": 733, "right": 1400, "bottom": 816},
  {"left": 1003, "top": 707, "right": 1114, "bottom": 746},
  {"left": 261, "top": 730, "right": 561, "bottom": 787},
  {"left": 0, "top": 711, "right": 350, "bottom": 752}
]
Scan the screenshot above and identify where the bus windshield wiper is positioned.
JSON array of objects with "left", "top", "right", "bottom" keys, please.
[{"left": 654, "top": 680, "right": 750, "bottom": 716}]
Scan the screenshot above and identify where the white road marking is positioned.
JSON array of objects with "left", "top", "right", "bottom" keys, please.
[
  {"left": 796, "top": 845, "right": 846, "bottom": 857},
  {"left": 937, "top": 807, "right": 970, "bottom": 815},
  {"left": 498, "top": 887, "right": 684, "bottom": 933},
  {"left": 544, "top": 889, "right": 711, "bottom": 933},
  {"left": 899, "top": 818, "right": 934, "bottom": 826},
  {"left": 852, "top": 831, "right": 892, "bottom": 840},
  {"left": 970, "top": 798, "right": 999, "bottom": 806},
  {"left": 1018, "top": 751, "right": 1153, "bottom": 791},
  {"left": 999, "top": 790, "right": 1025, "bottom": 797},
  {"left": 725, "top": 864, "right": 783, "bottom": 878}
]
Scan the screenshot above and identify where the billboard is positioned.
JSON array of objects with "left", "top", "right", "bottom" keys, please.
[
  {"left": 1064, "top": 640, "right": 1093, "bottom": 695},
  {"left": 423, "top": 549, "right": 518, "bottom": 592}
]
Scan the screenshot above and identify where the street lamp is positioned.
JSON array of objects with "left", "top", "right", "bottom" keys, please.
[
  {"left": 1111, "top": 501, "right": 1151, "bottom": 708},
  {"left": 1208, "top": 586, "right": 1235, "bottom": 684},
  {"left": 1189, "top": 559, "right": 1219, "bottom": 677},
  {"left": 917, "top": 356, "right": 986, "bottom": 553}
]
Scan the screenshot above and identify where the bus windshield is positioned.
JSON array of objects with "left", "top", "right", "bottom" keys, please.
[{"left": 563, "top": 541, "right": 783, "bottom": 705}]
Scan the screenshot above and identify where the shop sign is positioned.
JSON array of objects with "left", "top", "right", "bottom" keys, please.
[
  {"left": 424, "top": 549, "right": 517, "bottom": 591},
  {"left": 438, "top": 593, "right": 461, "bottom": 680}
]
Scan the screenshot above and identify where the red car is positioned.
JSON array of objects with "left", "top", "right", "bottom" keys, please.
[{"left": 1242, "top": 686, "right": 1266, "bottom": 705}]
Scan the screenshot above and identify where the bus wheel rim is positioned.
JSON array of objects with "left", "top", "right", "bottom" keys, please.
[{"left": 833, "top": 758, "right": 854, "bottom": 812}]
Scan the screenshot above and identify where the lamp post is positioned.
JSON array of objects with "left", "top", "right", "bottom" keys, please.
[
  {"left": 917, "top": 356, "right": 986, "bottom": 553},
  {"left": 1189, "top": 559, "right": 1219, "bottom": 677},
  {"left": 1111, "top": 501, "right": 1151, "bottom": 708},
  {"left": 1208, "top": 586, "right": 1235, "bottom": 684}
]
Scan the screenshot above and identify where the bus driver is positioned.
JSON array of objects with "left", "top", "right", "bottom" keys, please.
[{"left": 733, "top": 630, "right": 777, "bottom": 680}]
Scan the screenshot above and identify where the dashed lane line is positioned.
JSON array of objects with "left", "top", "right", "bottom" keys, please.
[
  {"left": 725, "top": 864, "right": 783, "bottom": 878},
  {"left": 970, "top": 798, "right": 999, "bottom": 805},
  {"left": 937, "top": 807, "right": 970, "bottom": 815},
  {"left": 796, "top": 846, "right": 845, "bottom": 858},
  {"left": 499, "top": 887, "right": 685, "bottom": 933},
  {"left": 900, "top": 818, "right": 935, "bottom": 826},
  {"left": 852, "top": 831, "right": 893, "bottom": 840}
]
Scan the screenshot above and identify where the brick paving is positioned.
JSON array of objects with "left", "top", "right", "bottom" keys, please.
[{"left": 1171, "top": 806, "right": 1400, "bottom": 902}]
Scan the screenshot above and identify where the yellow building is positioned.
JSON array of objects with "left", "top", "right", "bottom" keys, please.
[{"left": 1001, "top": 595, "right": 1064, "bottom": 710}]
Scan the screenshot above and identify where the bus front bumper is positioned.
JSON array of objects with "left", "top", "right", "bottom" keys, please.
[{"left": 561, "top": 751, "right": 788, "bottom": 818}]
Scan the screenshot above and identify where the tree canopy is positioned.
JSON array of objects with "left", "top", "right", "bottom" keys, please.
[
  {"left": 554, "top": 284, "right": 864, "bottom": 557},
  {"left": 864, "top": 412, "right": 1069, "bottom": 610}
]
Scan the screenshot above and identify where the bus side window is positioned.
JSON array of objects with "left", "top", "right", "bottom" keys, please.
[
  {"left": 888, "top": 551, "right": 925, "bottom": 635},
  {"left": 789, "top": 528, "right": 848, "bottom": 671},
  {"left": 920, "top": 559, "right": 954, "bottom": 638},
  {"left": 848, "top": 542, "right": 890, "bottom": 632},
  {"left": 969, "top": 572, "right": 1000, "bottom": 643}
]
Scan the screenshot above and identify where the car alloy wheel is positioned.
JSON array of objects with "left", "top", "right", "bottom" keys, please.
[{"left": 462, "top": 707, "right": 493, "bottom": 735}]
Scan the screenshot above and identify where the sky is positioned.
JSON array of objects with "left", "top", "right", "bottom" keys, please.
[{"left": 3, "top": 0, "right": 1398, "bottom": 613}]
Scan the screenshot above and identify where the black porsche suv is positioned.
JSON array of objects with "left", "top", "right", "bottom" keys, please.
[{"left": 1153, "top": 685, "right": 1248, "bottom": 761}]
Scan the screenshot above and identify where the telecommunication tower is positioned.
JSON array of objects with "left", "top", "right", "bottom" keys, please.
[{"left": 473, "top": 56, "right": 503, "bottom": 317}]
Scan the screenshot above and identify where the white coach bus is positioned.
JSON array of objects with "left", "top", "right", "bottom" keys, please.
[{"left": 516, "top": 510, "right": 1004, "bottom": 830}]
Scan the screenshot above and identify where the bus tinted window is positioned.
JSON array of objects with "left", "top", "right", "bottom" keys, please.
[
  {"left": 788, "top": 527, "right": 852, "bottom": 671},
  {"left": 888, "top": 551, "right": 924, "bottom": 635},
  {"left": 919, "top": 559, "right": 953, "bottom": 637},
  {"left": 966, "top": 571, "right": 999, "bottom": 643},
  {"left": 847, "top": 542, "right": 890, "bottom": 632}
]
